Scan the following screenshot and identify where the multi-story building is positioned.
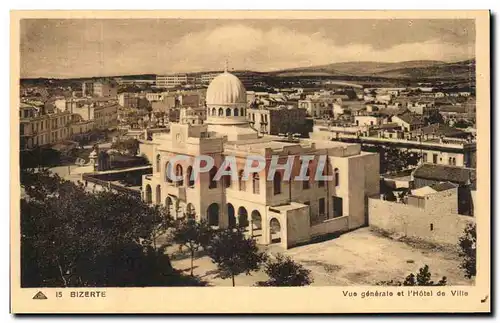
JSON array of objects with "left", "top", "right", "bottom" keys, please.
[
  {"left": 156, "top": 74, "right": 196, "bottom": 88},
  {"left": 311, "top": 124, "right": 476, "bottom": 168},
  {"left": 139, "top": 70, "right": 380, "bottom": 249},
  {"left": 178, "top": 107, "right": 206, "bottom": 125},
  {"left": 201, "top": 72, "right": 221, "bottom": 84},
  {"left": 118, "top": 93, "right": 139, "bottom": 109},
  {"left": 93, "top": 81, "right": 118, "bottom": 98},
  {"left": 114, "top": 78, "right": 155, "bottom": 86},
  {"left": 82, "top": 81, "right": 94, "bottom": 97},
  {"left": 407, "top": 100, "right": 437, "bottom": 115},
  {"left": 93, "top": 103, "right": 119, "bottom": 130},
  {"left": 247, "top": 106, "right": 310, "bottom": 136},
  {"left": 146, "top": 92, "right": 170, "bottom": 102},
  {"left": 178, "top": 93, "right": 201, "bottom": 108},
  {"left": 391, "top": 112, "right": 425, "bottom": 132},
  {"left": 298, "top": 99, "right": 331, "bottom": 118},
  {"left": 82, "top": 80, "right": 118, "bottom": 98},
  {"left": 61, "top": 98, "right": 119, "bottom": 131},
  {"left": 19, "top": 103, "right": 72, "bottom": 150}
]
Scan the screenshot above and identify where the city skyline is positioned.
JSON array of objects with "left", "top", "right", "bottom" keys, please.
[{"left": 20, "top": 19, "right": 475, "bottom": 79}]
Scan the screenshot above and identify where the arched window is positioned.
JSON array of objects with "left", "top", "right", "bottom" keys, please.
[
  {"left": 251, "top": 210, "right": 262, "bottom": 230},
  {"left": 156, "top": 154, "right": 161, "bottom": 172},
  {"left": 186, "top": 166, "right": 194, "bottom": 187},
  {"left": 211, "top": 107, "right": 216, "bottom": 116},
  {"left": 186, "top": 203, "right": 195, "bottom": 218},
  {"left": 218, "top": 108, "right": 223, "bottom": 116},
  {"left": 207, "top": 203, "right": 219, "bottom": 226},
  {"left": 145, "top": 184, "right": 152, "bottom": 204},
  {"left": 238, "top": 207, "right": 249, "bottom": 228},
  {"left": 240, "top": 108, "right": 245, "bottom": 116},
  {"left": 270, "top": 218, "right": 282, "bottom": 243},
  {"left": 274, "top": 172, "right": 282, "bottom": 195},
  {"left": 303, "top": 167, "right": 310, "bottom": 190},
  {"left": 226, "top": 108, "right": 231, "bottom": 116},
  {"left": 165, "top": 197, "right": 172, "bottom": 215},
  {"left": 234, "top": 108, "right": 239, "bottom": 116},
  {"left": 175, "top": 164, "right": 183, "bottom": 187},
  {"left": 334, "top": 168, "right": 340, "bottom": 186},
  {"left": 252, "top": 173, "right": 260, "bottom": 194},
  {"left": 238, "top": 170, "right": 245, "bottom": 191},
  {"left": 155, "top": 185, "right": 161, "bottom": 205},
  {"left": 227, "top": 203, "right": 236, "bottom": 228},
  {"left": 223, "top": 167, "right": 232, "bottom": 189},
  {"left": 165, "top": 162, "right": 172, "bottom": 183},
  {"left": 209, "top": 167, "right": 218, "bottom": 189}
]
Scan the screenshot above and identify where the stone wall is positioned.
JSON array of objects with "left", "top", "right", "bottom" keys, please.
[
  {"left": 310, "top": 216, "right": 349, "bottom": 238},
  {"left": 369, "top": 197, "right": 474, "bottom": 246},
  {"left": 285, "top": 206, "right": 310, "bottom": 248}
]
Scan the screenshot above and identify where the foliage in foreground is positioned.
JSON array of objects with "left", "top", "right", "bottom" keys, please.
[
  {"left": 206, "top": 227, "right": 266, "bottom": 286},
  {"left": 458, "top": 223, "right": 476, "bottom": 279},
  {"left": 171, "top": 216, "right": 213, "bottom": 276},
  {"left": 377, "top": 265, "right": 447, "bottom": 286},
  {"left": 21, "top": 169, "right": 205, "bottom": 287},
  {"left": 257, "top": 253, "right": 313, "bottom": 287}
]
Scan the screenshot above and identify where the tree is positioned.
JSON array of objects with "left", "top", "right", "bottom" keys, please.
[
  {"left": 20, "top": 147, "right": 61, "bottom": 170},
  {"left": 425, "top": 110, "right": 445, "bottom": 125},
  {"left": 454, "top": 119, "right": 471, "bottom": 129},
  {"left": 111, "top": 138, "right": 139, "bottom": 156},
  {"left": 206, "top": 227, "right": 266, "bottom": 286},
  {"left": 377, "top": 265, "right": 447, "bottom": 286},
  {"left": 258, "top": 253, "right": 313, "bottom": 286},
  {"left": 383, "top": 190, "right": 397, "bottom": 202},
  {"left": 458, "top": 223, "right": 476, "bottom": 279},
  {"left": 362, "top": 145, "right": 420, "bottom": 174},
  {"left": 20, "top": 170, "right": 202, "bottom": 287},
  {"left": 172, "top": 216, "right": 213, "bottom": 276}
]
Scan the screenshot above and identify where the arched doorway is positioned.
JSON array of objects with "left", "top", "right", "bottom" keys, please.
[
  {"left": 273, "top": 172, "right": 282, "bottom": 195},
  {"left": 237, "top": 207, "right": 249, "bottom": 229},
  {"left": 207, "top": 203, "right": 220, "bottom": 226},
  {"left": 186, "top": 166, "right": 194, "bottom": 187},
  {"left": 270, "top": 218, "right": 281, "bottom": 243},
  {"left": 175, "top": 164, "right": 183, "bottom": 187},
  {"left": 251, "top": 210, "right": 262, "bottom": 240},
  {"left": 156, "top": 154, "right": 161, "bottom": 172},
  {"left": 227, "top": 203, "right": 236, "bottom": 228},
  {"left": 165, "top": 196, "right": 173, "bottom": 216},
  {"left": 186, "top": 203, "right": 195, "bottom": 218},
  {"left": 155, "top": 185, "right": 161, "bottom": 205},
  {"left": 145, "top": 184, "right": 152, "bottom": 204}
]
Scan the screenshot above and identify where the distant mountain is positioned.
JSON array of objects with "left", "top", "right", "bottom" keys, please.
[
  {"left": 271, "top": 59, "right": 474, "bottom": 79},
  {"left": 376, "top": 59, "right": 475, "bottom": 79}
]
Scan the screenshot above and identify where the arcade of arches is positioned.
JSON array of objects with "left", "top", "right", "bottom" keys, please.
[{"left": 144, "top": 185, "right": 281, "bottom": 245}]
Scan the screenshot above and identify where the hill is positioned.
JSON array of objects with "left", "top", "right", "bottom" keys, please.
[
  {"left": 376, "top": 59, "right": 475, "bottom": 79},
  {"left": 272, "top": 59, "right": 474, "bottom": 80}
]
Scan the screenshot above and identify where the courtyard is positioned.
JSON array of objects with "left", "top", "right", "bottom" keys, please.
[{"left": 169, "top": 227, "right": 473, "bottom": 287}]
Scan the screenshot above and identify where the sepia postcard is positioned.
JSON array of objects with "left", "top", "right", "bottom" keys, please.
[{"left": 10, "top": 10, "right": 490, "bottom": 314}]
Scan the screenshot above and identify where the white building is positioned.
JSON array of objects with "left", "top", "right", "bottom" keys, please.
[
  {"left": 156, "top": 74, "right": 196, "bottom": 88},
  {"left": 19, "top": 103, "right": 73, "bottom": 150},
  {"left": 140, "top": 69, "right": 380, "bottom": 249}
]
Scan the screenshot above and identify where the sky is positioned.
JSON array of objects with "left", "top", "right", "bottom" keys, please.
[{"left": 20, "top": 19, "right": 476, "bottom": 78}]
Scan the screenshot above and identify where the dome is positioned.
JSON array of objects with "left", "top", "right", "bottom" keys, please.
[{"left": 206, "top": 72, "right": 246, "bottom": 106}]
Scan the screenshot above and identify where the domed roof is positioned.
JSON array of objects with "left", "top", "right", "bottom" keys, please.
[{"left": 206, "top": 72, "right": 246, "bottom": 105}]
